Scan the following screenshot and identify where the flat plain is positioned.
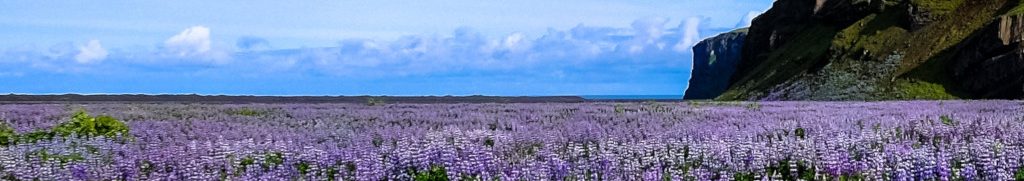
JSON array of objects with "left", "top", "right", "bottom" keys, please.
[{"left": 0, "top": 101, "right": 1022, "bottom": 180}]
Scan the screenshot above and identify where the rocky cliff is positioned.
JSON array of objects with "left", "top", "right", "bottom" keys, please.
[
  {"left": 952, "top": 14, "right": 1024, "bottom": 98},
  {"left": 683, "top": 29, "right": 747, "bottom": 100},
  {"left": 697, "top": 0, "right": 1024, "bottom": 100}
]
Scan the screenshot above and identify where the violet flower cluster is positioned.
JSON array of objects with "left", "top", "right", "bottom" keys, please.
[{"left": 0, "top": 101, "right": 1022, "bottom": 180}]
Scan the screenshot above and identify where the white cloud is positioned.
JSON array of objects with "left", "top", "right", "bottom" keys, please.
[
  {"left": 164, "top": 26, "right": 211, "bottom": 56},
  {"left": 74, "top": 40, "right": 107, "bottom": 64},
  {"left": 247, "top": 18, "right": 710, "bottom": 76},
  {"left": 736, "top": 11, "right": 761, "bottom": 28},
  {"left": 1, "top": 17, "right": 730, "bottom": 76},
  {"left": 673, "top": 17, "right": 703, "bottom": 52},
  {"left": 625, "top": 17, "right": 669, "bottom": 54},
  {"left": 500, "top": 32, "right": 530, "bottom": 52}
]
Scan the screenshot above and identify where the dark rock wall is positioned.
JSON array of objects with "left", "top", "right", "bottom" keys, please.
[
  {"left": 684, "top": 29, "right": 747, "bottom": 100},
  {"left": 701, "top": 0, "right": 1024, "bottom": 100},
  {"left": 953, "top": 14, "right": 1024, "bottom": 98},
  {"left": 732, "top": 0, "right": 817, "bottom": 83}
]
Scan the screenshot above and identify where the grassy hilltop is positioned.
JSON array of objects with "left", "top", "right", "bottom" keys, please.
[{"left": 711, "top": 0, "right": 1024, "bottom": 100}]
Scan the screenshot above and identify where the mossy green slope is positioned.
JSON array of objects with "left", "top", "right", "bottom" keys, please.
[{"left": 718, "top": 0, "right": 1022, "bottom": 100}]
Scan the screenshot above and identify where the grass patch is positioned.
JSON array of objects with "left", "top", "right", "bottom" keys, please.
[
  {"left": 4, "top": 110, "right": 132, "bottom": 146},
  {"left": 413, "top": 165, "right": 449, "bottom": 181},
  {"left": 894, "top": 80, "right": 960, "bottom": 99},
  {"left": 226, "top": 108, "right": 267, "bottom": 117},
  {"left": 718, "top": 24, "right": 838, "bottom": 100},
  {"left": 940, "top": 115, "right": 957, "bottom": 126},
  {"left": 1007, "top": 0, "right": 1024, "bottom": 15},
  {"left": 895, "top": 80, "right": 958, "bottom": 99},
  {"left": 890, "top": 0, "right": 998, "bottom": 99},
  {"left": 898, "top": 0, "right": 1010, "bottom": 73},
  {"left": 720, "top": 0, "right": 1009, "bottom": 100},
  {"left": 366, "top": 97, "right": 387, "bottom": 106},
  {"left": 911, "top": 0, "right": 966, "bottom": 15},
  {"left": 0, "top": 122, "right": 15, "bottom": 146},
  {"left": 53, "top": 110, "right": 131, "bottom": 138},
  {"left": 896, "top": 32, "right": 972, "bottom": 99},
  {"left": 831, "top": 10, "right": 909, "bottom": 61}
]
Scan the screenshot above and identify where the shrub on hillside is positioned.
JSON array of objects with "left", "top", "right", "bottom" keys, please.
[
  {"left": 53, "top": 110, "right": 130, "bottom": 138},
  {"left": 0, "top": 122, "right": 15, "bottom": 146}
]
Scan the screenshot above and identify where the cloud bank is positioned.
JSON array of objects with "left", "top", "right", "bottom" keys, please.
[
  {"left": 75, "top": 40, "right": 107, "bottom": 64},
  {"left": 736, "top": 11, "right": 762, "bottom": 28},
  {"left": 0, "top": 17, "right": 740, "bottom": 94},
  {"left": 164, "top": 26, "right": 212, "bottom": 56}
]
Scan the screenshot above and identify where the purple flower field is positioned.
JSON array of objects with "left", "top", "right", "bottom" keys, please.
[{"left": 1, "top": 101, "right": 1023, "bottom": 180}]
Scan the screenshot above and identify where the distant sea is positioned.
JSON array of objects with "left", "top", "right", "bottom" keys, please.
[{"left": 580, "top": 95, "right": 683, "bottom": 100}]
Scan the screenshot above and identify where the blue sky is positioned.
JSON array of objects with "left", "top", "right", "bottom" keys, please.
[{"left": 0, "top": 0, "right": 773, "bottom": 96}]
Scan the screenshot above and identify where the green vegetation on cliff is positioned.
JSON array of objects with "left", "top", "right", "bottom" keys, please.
[
  {"left": 718, "top": 25, "right": 837, "bottom": 100},
  {"left": 0, "top": 110, "right": 130, "bottom": 146},
  {"left": 716, "top": 0, "right": 1022, "bottom": 100}
]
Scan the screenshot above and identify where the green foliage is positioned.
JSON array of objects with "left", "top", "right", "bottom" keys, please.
[
  {"left": 264, "top": 152, "right": 285, "bottom": 169},
  {"left": 366, "top": 97, "right": 387, "bottom": 106},
  {"left": 940, "top": 115, "right": 957, "bottom": 126},
  {"left": 295, "top": 161, "right": 311, "bottom": 175},
  {"left": 717, "top": 0, "right": 1006, "bottom": 100},
  {"left": 0, "top": 122, "right": 14, "bottom": 146},
  {"left": 413, "top": 165, "right": 450, "bottom": 181},
  {"left": 911, "top": 0, "right": 966, "bottom": 15},
  {"left": 686, "top": 101, "right": 703, "bottom": 108},
  {"left": 688, "top": 101, "right": 742, "bottom": 107},
  {"left": 325, "top": 166, "right": 339, "bottom": 181},
  {"left": 894, "top": 80, "right": 960, "bottom": 100},
  {"left": 19, "top": 130, "right": 55, "bottom": 144},
  {"left": 29, "top": 149, "right": 85, "bottom": 164},
  {"left": 53, "top": 110, "right": 130, "bottom": 138},
  {"left": 642, "top": 101, "right": 672, "bottom": 112},
  {"left": 1, "top": 110, "right": 130, "bottom": 147},
  {"left": 238, "top": 156, "right": 256, "bottom": 174},
  {"left": 1006, "top": 0, "right": 1024, "bottom": 15},
  {"left": 894, "top": 0, "right": 1005, "bottom": 99},
  {"left": 896, "top": 47, "right": 968, "bottom": 99},
  {"left": 718, "top": 24, "right": 838, "bottom": 100},
  {"left": 226, "top": 108, "right": 265, "bottom": 117},
  {"left": 794, "top": 127, "right": 806, "bottom": 139},
  {"left": 832, "top": 11, "right": 907, "bottom": 60},
  {"left": 765, "top": 159, "right": 818, "bottom": 181},
  {"left": 745, "top": 102, "right": 762, "bottom": 111},
  {"left": 613, "top": 104, "right": 626, "bottom": 114},
  {"left": 732, "top": 172, "right": 756, "bottom": 181},
  {"left": 483, "top": 137, "right": 494, "bottom": 147}
]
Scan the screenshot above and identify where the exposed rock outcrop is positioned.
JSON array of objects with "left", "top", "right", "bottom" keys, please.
[
  {"left": 952, "top": 14, "right": 1024, "bottom": 98},
  {"left": 905, "top": 3, "right": 940, "bottom": 30},
  {"left": 702, "top": 0, "right": 1024, "bottom": 100},
  {"left": 731, "top": 0, "right": 817, "bottom": 82},
  {"left": 684, "top": 29, "right": 747, "bottom": 100},
  {"left": 733, "top": 0, "right": 885, "bottom": 85}
]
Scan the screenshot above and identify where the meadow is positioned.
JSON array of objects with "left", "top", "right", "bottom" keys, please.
[{"left": 0, "top": 101, "right": 1022, "bottom": 180}]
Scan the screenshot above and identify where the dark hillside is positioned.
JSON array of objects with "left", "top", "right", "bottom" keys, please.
[{"left": 687, "top": 0, "right": 1024, "bottom": 100}]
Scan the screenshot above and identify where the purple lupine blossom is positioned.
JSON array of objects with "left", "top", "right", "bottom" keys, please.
[{"left": 0, "top": 101, "right": 1021, "bottom": 180}]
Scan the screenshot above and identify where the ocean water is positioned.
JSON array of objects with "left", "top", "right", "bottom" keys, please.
[{"left": 580, "top": 95, "right": 683, "bottom": 100}]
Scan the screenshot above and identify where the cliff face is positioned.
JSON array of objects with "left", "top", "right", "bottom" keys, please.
[
  {"left": 703, "top": 0, "right": 1024, "bottom": 100},
  {"left": 952, "top": 14, "right": 1024, "bottom": 98},
  {"left": 683, "top": 29, "right": 747, "bottom": 100}
]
